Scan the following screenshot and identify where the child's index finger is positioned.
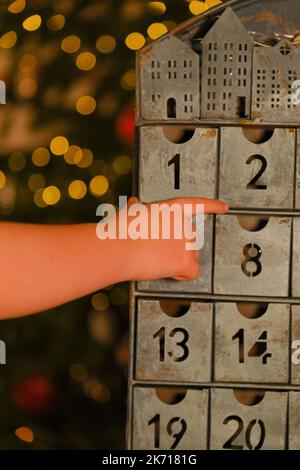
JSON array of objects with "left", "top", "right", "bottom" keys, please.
[{"left": 152, "top": 197, "right": 229, "bottom": 215}]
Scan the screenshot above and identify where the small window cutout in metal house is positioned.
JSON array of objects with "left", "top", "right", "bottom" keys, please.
[
  {"left": 252, "top": 39, "right": 300, "bottom": 122},
  {"left": 139, "top": 35, "right": 200, "bottom": 121}
]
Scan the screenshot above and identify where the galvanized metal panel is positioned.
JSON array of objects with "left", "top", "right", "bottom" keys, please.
[
  {"left": 201, "top": 8, "right": 253, "bottom": 121},
  {"left": 139, "top": 126, "right": 217, "bottom": 203},
  {"left": 296, "top": 129, "right": 300, "bottom": 209},
  {"left": 292, "top": 305, "right": 300, "bottom": 384},
  {"left": 214, "top": 302, "right": 290, "bottom": 383},
  {"left": 132, "top": 387, "right": 208, "bottom": 450},
  {"left": 210, "top": 388, "right": 288, "bottom": 450},
  {"left": 138, "top": 215, "right": 213, "bottom": 294},
  {"left": 135, "top": 299, "right": 212, "bottom": 382},
  {"left": 252, "top": 40, "right": 300, "bottom": 123},
  {"left": 219, "top": 127, "right": 295, "bottom": 209},
  {"left": 289, "top": 391, "right": 300, "bottom": 449},
  {"left": 214, "top": 215, "right": 292, "bottom": 297},
  {"left": 140, "top": 35, "right": 200, "bottom": 121},
  {"left": 292, "top": 218, "right": 300, "bottom": 298}
]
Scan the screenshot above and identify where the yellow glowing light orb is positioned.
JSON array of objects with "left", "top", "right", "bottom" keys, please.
[
  {"left": 76, "top": 96, "right": 96, "bottom": 115},
  {"left": 89, "top": 175, "right": 109, "bottom": 197},
  {"left": 34, "top": 188, "right": 47, "bottom": 208},
  {"left": 8, "top": 0, "right": 26, "bottom": 14},
  {"left": 110, "top": 287, "right": 128, "bottom": 306},
  {"left": 206, "top": 0, "right": 222, "bottom": 8},
  {"left": 76, "top": 148, "right": 94, "bottom": 168},
  {"left": 64, "top": 145, "right": 83, "bottom": 165},
  {"left": 15, "top": 427, "right": 34, "bottom": 444},
  {"left": 113, "top": 156, "right": 132, "bottom": 175},
  {"left": 0, "top": 31, "right": 17, "bottom": 48},
  {"left": 23, "top": 14, "right": 41, "bottom": 31},
  {"left": 92, "top": 293, "right": 110, "bottom": 311},
  {"left": 189, "top": 1, "right": 209, "bottom": 15},
  {"left": 61, "top": 35, "right": 81, "bottom": 53},
  {"left": 125, "top": 32, "right": 145, "bottom": 50},
  {"left": 96, "top": 35, "right": 116, "bottom": 54},
  {"left": 0, "top": 171, "right": 6, "bottom": 189},
  {"left": 27, "top": 173, "right": 45, "bottom": 192},
  {"left": 76, "top": 52, "right": 96, "bottom": 71},
  {"left": 8, "top": 152, "right": 26, "bottom": 172},
  {"left": 147, "top": 22, "right": 168, "bottom": 40},
  {"left": 42, "top": 186, "right": 61, "bottom": 205},
  {"left": 47, "top": 14, "right": 65, "bottom": 31},
  {"left": 68, "top": 180, "right": 87, "bottom": 200},
  {"left": 50, "top": 136, "right": 69, "bottom": 156},
  {"left": 147, "top": 2, "right": 167, "bottom": 16},
  {"left": 32, "top": 147, "right": 50, "bottom": 167}
]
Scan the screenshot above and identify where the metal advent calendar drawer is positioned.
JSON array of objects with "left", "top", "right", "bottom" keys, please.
[
  {"left": 135, "top": 299, "right": 213, "bottom": 383},
  {"left": 138, "top": 215, "right": 213, "bottom": 294},
  {"left": 138, "top": 127, "right": 217, "bottom": 203},
  {"left": 219, "top": 127, "right": 295, "bottom": 209},
  {"left": 214, "top": 214, "right": 292, "bottom": 297},
  {"left": 132, "top": 387, "right": 209, "bottom": 450},
  {"left": 214, "top": 302, "right": 290, "bottom": 383},
  {"left": 210, "top": 388, "right": 288, "bottom": 450}
]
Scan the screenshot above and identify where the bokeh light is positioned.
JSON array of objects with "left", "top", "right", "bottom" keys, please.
[
  {"left": 0, "top": 171, "right": 6, "bottom": 189},
  {"left": 76, "top": 96, "right": 96, "bottom": 115},
  {"left": 46, "top": 14, "right": 65, "bottom": 31},
  {"left": 64, "top": 145, "right": 83, "bottom": 165},
  {"left": 89, "top": 175, "right": 109, "bottom": 197},
  {"left": 120, "top": 69, "right": 136, "bottom": 90},
  {"left": 8, "top": 0, "right": 26, "bottom": 14},
  {"left": 15, "top": 427, "right": 34, "bottom": 443},
  {"left": 50, "top": 136, "right": 69, "bottom": 156},
  {"left": 147, "top": 22, "right": 168, "bottom": 39},
  {"left": 147, "top": 2, "right": 167, "bottom": 16},
  {"left": 91, "top": 293, "right": 110, "bottom": 311},
  {"left": 96, "top": 35, "right": 116, "bottom": 54},
  {"left": 42, "top": 186, "right": 61, "bottom": 205},
  {"left": 27, "top": 173, "right": 46, "bottom": 192},
  {"left": 8, "top": 152, "right": 26, "bottom": 172},
  {"left": 32, "top": 147, "right": 50, "bottom": 167},
  {"left": 112, "top": 156, "right": 132, "bottom": 175},
  {"left": 22, "top": 14, "right": 41, "bottom": 31},
  {"left": 189, "top": 1, "right": 209, "bottom": 15},
  {"left": 125, "top": 32, "right": 145, "bottom": 50},
  {"left": 61, "top": 35, "right": 81, "bottom": 53},
  {"left": 76, "top": 52, "right": 96, "bottom": 71},
  {"left": 69, "top": 364, "right": 88, "bottom": 382},
  {"left": 76, "top": 148, "right": 94, "bottom": 168},
  {"left": 0, "top": 31, "right": 17, "bottom": 48},
  {"left": 68, "top": 180, "right": 87, "bottom": 200}
]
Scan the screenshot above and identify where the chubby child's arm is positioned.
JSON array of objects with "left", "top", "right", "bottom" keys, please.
[{"left": 0, "top": 197, "right": 228, "bottom": 319}]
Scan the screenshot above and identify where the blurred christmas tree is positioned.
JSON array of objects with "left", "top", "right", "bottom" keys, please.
[{"left": 0, "top": 0, "right": 221, "bottom": 449}]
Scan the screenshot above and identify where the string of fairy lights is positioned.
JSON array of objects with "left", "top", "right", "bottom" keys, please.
[{"left": 0, "top": 0, "right": 222, "bottom": 212}]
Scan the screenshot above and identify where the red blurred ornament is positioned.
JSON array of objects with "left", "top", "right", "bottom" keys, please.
[
  {"left": 12, "top": 375, "right": 56, "bottom": 415},
  {"left": 115, "top": 105, "right": 135, "bottom": 147}
]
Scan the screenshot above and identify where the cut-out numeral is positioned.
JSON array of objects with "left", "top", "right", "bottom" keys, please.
[
  {"left": 153, "top": 327, "right": 189, "bottom": 362},
  {"left": 232, "top": 329, "right": 271, "bottom": 364},
  {"left": 168, "top": 153, "right": 180, "bottom": 190},
  {"left": 241, "top": 243, "right": 262, "bottom": 277},
  {"left": 148, "top": 414, "right": 187, "bottom": 449},
  {"left": 223, "top": 415, "right": 266, "bottom": 450},
  {"left": 246, "top": 155, "right": 267, "bottom": 190}
]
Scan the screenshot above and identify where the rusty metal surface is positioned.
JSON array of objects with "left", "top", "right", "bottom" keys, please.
[
  {"left": 214, "top": 214, "right": 291, "bottom": 297},
  {"left": 210, "top": 388, "right": 288, "bottom": 449},
  {"left": 214, "top": 302, "right": 290, "bottom": 383},
  {"left": 135, "top": 299, "right": 213, "bottom": 383},
  {"left": 289, "top": 391, "right": 300, "bottom": 449},
  {"left": 138, "top": 126, "right": 217, "bottom": 202},
  {"left": 293, "top": 218, "right": 300, "bottom": 298},
  {"left": 219, "top": 127, "right": 296, "bottom": 209},
  {"left": 132, "top": 387, "right": 209, "bottom": 450}
]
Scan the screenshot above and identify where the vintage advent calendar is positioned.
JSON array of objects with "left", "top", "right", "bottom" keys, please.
[{"left": 126, "top": 0, "right": 300, "bottom": 450}]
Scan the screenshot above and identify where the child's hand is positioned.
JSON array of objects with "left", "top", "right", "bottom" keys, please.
[{"left": 123, "top": 197, "right": 229, "bottom": 282}]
